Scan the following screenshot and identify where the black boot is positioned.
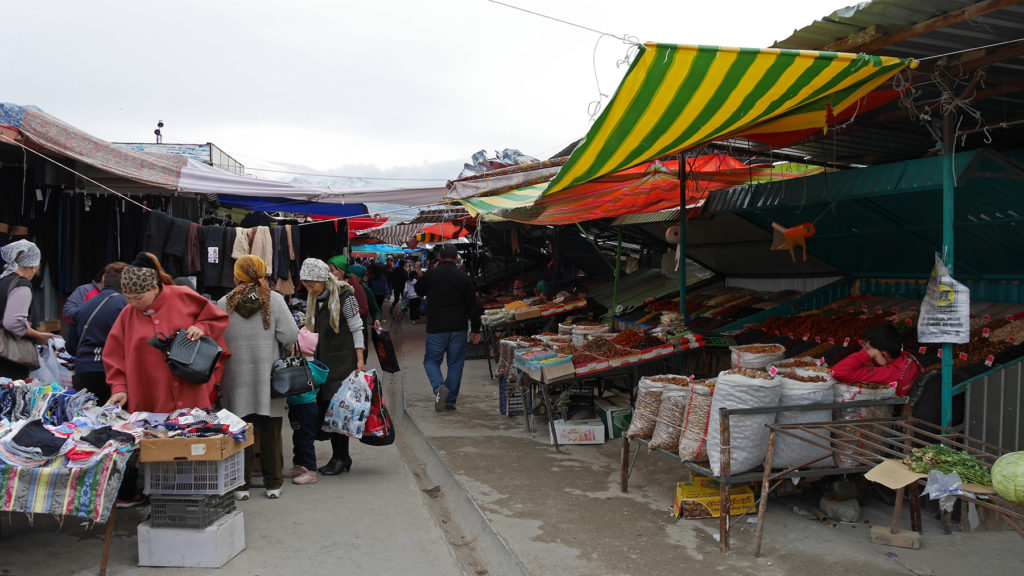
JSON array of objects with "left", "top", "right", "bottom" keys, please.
[{"left": 318, "top": 457, "right": 352, "bottom": 476}]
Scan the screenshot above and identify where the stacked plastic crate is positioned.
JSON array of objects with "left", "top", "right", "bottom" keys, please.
[{"left": 136, "top": 425, "right": 252, "bottom": 568}]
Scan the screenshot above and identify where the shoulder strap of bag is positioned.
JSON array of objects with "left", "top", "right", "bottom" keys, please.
[{"left": 78, "top": 293, "right": 118, "bottom": 345}]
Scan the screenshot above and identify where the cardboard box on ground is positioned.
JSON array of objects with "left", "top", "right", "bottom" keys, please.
[{"left": 673, "top": 476, "right": 756, "bottom": 519}]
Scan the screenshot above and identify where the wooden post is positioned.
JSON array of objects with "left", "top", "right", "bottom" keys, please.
[{"left": 753, "top": 429, "right": 777, "bottom": 557}]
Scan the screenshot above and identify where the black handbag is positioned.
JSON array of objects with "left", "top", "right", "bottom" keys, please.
[
  {"left": 270, "top": 356, "right": 316, "bottom": 398},
  {"left": 148, "top": 330, "right": 223, "bottom": 384}
]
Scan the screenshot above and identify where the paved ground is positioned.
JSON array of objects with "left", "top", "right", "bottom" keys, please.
[
  {"left": 392, "top": 317, "right": 1024, "bottom": 576},
  {"left": 3, "top": 310, "right": 1023, "bottom": 575}
]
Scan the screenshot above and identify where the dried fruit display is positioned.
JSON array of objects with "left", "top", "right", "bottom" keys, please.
[
  {"left": 553, "top": 343, "right": 581, "bottom": 356},
  {"left": 785, "top": 373, "right": 830, "bottom": 383},
  {"left": 610, "top": 330, "right": 643, "bottom": 348},
  {"left": 648, "top": 375, "right": 693, "bottom": 386},
  {"left": 733, "top": 344, "right": 784, "bottom": 355},
  {"left": 631, "top": 333, "right": 668, "bottom": 350},
  {"left": 650, "top": 387, "right": 690, "bottom": 452},
  {"left": 722, "top": 368, "right": 774, "bottom": 380},
  {"left": 571, "top": 353, "right": 604, "bottom": 367},
  {"left": 504, "top": 300, "right": 529, "bottom": 311},
  {"left": 581, "top": 337, "right": 619, "bottom": 357}
]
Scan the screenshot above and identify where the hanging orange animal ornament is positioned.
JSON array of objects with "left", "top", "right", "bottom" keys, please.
[{"left": 771, "top": 222, "right": 815, "bottom": 262}]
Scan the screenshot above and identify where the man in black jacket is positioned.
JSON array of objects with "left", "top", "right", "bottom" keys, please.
[{"left": 415, "top": 245, "right": 482, "bottom": 412}]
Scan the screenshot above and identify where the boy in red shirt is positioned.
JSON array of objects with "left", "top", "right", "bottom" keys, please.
[{"left": 831, "top": 324, "right": 922, "bottom": 397}]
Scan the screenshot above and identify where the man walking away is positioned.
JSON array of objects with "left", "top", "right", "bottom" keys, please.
[
  {"left": 390, "top": 259, "right": 408, "bottom": 315},
  {"left": 415, "top": 244, "right": 482, "bottom": 412}
]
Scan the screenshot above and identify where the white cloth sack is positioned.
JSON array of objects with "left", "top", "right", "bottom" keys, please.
[
  {"left": 678, "top": 382, "right": 716, "bottom": 463},
  {"left": 649, "top": 384, "right": 691, "bottom": 452},
  {"left": 321, "top": 370, "right": 373, "bottom": 438},
  {"left": 730, "top": 344, "right": 785, "bottom": 369},
  {"left": 833, "top": 382, "right": 896, "bottom": 467},
  {"left": 625, "top": 379, "right": 664, "bottom": 439},
  {"left": 772, "top": 376, "right": 835, "bottom": 469},
  {"left": 707, "top": 370, "right": 782, "bottom": 476}
]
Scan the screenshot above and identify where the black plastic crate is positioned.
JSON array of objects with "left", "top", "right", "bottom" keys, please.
[
  {"left": 150, "top": 493, "right": 236, "bottom": 528},
  {"left": 467, "top": 340, "right": 490, "bottom": 360}
]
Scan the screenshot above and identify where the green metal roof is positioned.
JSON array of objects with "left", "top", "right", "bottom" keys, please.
[{"left": 702, "top": 148, "right": 1024, "bottom": 280}]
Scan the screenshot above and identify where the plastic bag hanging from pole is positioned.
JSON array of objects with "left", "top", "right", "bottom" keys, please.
[{"left": 918, "top": 253, "right": 970, "bottom": 344}]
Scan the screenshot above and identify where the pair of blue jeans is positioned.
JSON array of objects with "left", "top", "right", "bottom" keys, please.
[
  {"left": 423, "top": 331, "right": 468, "bottom": 406},
  {"left": 287, "top": 401, "right": 318, "bottom": 471}
]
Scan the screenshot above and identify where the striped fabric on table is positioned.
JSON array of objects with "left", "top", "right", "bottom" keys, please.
[
  {"left": 0, "top": 450, "right": 128, "bottom": 524},
  {"left": 544, "top": 43, "right": 914, "bottom": 195}
]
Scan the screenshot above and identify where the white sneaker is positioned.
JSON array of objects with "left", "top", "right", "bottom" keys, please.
[
  {"left": 234, "top": 490, "right": 250, "bottom": 501},
  {"left": 434, "top": 385, "right": 448, "bottom": 412},
  {"left": 265, "top": 489, "right": 281, "bottom": 499}
]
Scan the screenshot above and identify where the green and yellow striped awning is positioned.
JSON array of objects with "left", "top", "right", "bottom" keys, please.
[
  {"left": 459, "top": 183, "right": 545, "bottom": 217},
  {"left": 545, "top": 43, "right": 914, "bottom": 195}
]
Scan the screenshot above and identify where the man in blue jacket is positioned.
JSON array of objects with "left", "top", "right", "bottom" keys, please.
[
  {"left": 67, "top": 262, "right": 128, "bottom": 404},
  {"left": 415, "top": 245, "right": 482, "bottom": 412}
]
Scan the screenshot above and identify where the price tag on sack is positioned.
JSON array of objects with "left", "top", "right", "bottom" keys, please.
[
  {"left": 817, "top": 357, "right": 826, "bottom": 366},
  {"left": 959, "top": 352, "right": 968, "bottom": 361},
  {"left": 1008, "top": 315, "right": 1016, "bottom": 323},
  {"left": 892, "top": 306, "right": 899, "bottom": 313},
  {"left": 858, "top": 339, "right": 865, "bottom": 347},
  {"left": 862, "top": 305, "right": 869, "bottom": 313},
  {"left": 889, "top": 382, "right": 898, "bottom": 389},
  {"left": 848, "top": 307, "right": 855, "bottom": 313},
  {"left": 905, "top": 318, "right": 913, "bottom": 326},
  {"left": 832, "top": 304, "right": 838, "bottom": 310},
  {"left": 937, "top": 349, "right": 943, "bottom": 358},
  {"left": 876, "top": 306, "right": 883, "bottom": 314},
  {"left": 985, "top": 355, "right": 995, "bottom": 367},
  {"left": 815, "top": 336, "right": 821, "bottom": 343},
  {"left": 970, "top": 312, "right": 976, "bottom": 318},
  {"left": 983, "top": 328, "right": 991, "bottom": 338},
  {"left": 1010, "top": 337, "right": 1018, "bottom": 344},
  {"left": 919, "top": 347, "right": 927, "bottom": 355},
  {"left": 768, "top": 366, "right": 779, "bottom": 377},
  {"left": 788, "top": 332, "right": 794, "bottom": 339},
  {"left": 983, "top": 314, "right": 991, "bottom": 321},
  {"left": 802, "top": 333, "right": 810, "bottom": 341},
  {"left": 828, "top": 337, "right": 835, "bottom": 344},
  {"left": 843, "top": 337, "right": 850, "bottom": 348}
]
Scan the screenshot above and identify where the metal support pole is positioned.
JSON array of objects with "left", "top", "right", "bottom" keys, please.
[
  {"left": 941, "top": 112, "right": 955, "bottom": 428},
  {"left": 611, "top": 226, "right": 622, "bottom": 330},
  {"left": 678, "top": 154, "right": 687, "bottom": 317}
]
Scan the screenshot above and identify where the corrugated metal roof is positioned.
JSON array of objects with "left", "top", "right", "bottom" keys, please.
[{"left": 760, "top": 0, "right": 1024, "bottom": 167}]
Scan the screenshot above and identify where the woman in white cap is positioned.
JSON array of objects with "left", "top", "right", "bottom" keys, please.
[
  {"left": 298, "top": 257, "right": 364, "bottom": 478},
  {"left": 0, "top": 240, "right": 54, "bottom": 379}
]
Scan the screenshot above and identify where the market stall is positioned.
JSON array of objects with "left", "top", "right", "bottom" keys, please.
[{"left": 0, "top": 379, "right": 251, "bottom": 571}]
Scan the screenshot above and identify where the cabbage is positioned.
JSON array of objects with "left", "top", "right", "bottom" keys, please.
[{"left": 992, "top": 451, "right": 1024, "bottom": 504}]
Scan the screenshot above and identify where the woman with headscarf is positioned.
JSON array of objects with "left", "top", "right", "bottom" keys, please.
[
  {"left": 345, "top": 263, "right": 383, "bottom": 345},
  {"left": 299, "top": 257, "right": 364, "bottom": 477},
  {"left": 0, "top": 240, "right": 54, "bottom": 379},
  {"left": 217, "top": 255, "right": 298, "bottom": 500},
  {"left": 103, "top": 252, "right": 230, "bottom": 412}
]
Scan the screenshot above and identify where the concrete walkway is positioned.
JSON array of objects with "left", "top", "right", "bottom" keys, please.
[
  {"left": 392, "top": 318, "right": 1024, "bottom": 576},
  {"left": 4, "top": 310, "right": 1023, "bottom": 575},
  {"left": 1, "top": 331, "right": 461, "bottom": 575}
]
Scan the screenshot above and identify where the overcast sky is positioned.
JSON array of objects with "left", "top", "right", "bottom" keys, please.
[{"left": 7, "top": 0, "right": 852, "bottom": 185}]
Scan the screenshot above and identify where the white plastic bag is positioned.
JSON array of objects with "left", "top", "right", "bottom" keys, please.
[
  {"left": 29, "top": 341, "right": 73, "bottom": 388},
  {"left": 321, "top": 370, "right": 373, "bottom": 438},
  {"left": 706, "top": 370, "right": 782, "bottom": 476},
  {"left": 918, "top": 253, "right": 970, "bottom": 344},
  {"left": 772, "top": 376, "right": 835, "bottom": 469}
]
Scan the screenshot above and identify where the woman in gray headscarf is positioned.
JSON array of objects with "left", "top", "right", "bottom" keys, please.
[
  {"left": 0, "top": 240, "right": 54, "bottom": 379},
  {"left": 298, "top": 258, "right": 364, "bottom": 480}
]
